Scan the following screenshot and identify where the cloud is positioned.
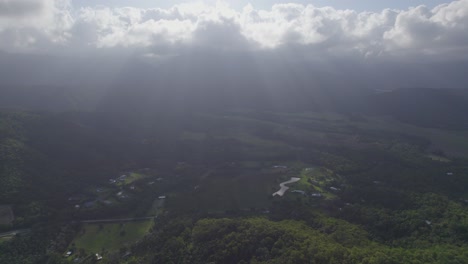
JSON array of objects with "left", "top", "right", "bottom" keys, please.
[
  {"left": 384, "top": 0, "right": 468, "bottom": 52},
  {"left": 0, "top": 0, "right": 43, "bottom": 17},
  {"left": 0, "top": 0, "right": 466, "bottom": 59},
  {"left": 0, "top": 0, "right": 73, "bottom": 51},
  {"left": 0, "top": 0, "right": 468, "bottom": 94}
]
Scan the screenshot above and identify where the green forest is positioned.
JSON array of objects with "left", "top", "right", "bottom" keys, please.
[{"left": 0, "top": 109, "right": 467, "bottom": 264}]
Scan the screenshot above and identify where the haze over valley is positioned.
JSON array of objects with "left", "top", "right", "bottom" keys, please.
[{"left": 1, "top": 1, "right": 468, "bottom": 263}]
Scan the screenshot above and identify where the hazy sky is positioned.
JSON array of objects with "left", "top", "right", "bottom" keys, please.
[
  {"left": 72, "top": 0, "right": 451, "bottom": 11},
  {"left": 1, "top": 0, "right": 466, "bottom": 55},
  {"left": 0, "top": 0, "right": 467, "bottom": 97}
]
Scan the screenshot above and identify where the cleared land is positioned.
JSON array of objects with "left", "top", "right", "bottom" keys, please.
[{"left": 72, "top": 220, "right": 153, "bottom": 254}]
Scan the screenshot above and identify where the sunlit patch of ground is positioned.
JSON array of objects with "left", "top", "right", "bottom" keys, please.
[
  {"left": 427, "top": 154, "right": 451, "bottom": 162},
  {"left": 71, "top": 220, "right": 153, "bottom": 254}
]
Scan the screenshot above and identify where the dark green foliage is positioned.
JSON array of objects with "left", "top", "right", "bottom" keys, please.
[
  {"left": 127, "top": 217, "right": 468, "bottom": 264},
  {"left": 0, "top": 107, "right": 468, "bottom": 263}
]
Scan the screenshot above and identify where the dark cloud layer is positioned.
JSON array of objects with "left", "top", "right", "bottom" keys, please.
[{"left": 0, "top": 1, "right": 467, "bottom": 112}]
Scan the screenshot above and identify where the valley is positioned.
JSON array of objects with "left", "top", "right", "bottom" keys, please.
[{"left": 0, "top": 107, "right": 467, "bottom": 263}]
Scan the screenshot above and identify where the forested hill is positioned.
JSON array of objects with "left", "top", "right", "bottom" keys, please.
[
  {"left": 366, "top": 88, "right": 468, "bottom": 130},
  {"left": 127, "top": 217, "right": 468, "bottom": 264}
]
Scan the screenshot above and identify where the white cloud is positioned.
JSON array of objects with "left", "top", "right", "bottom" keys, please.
[
  {"left": 0, "top": 0, "right": 43, "bottom": 17},
  {"left": 0, "top": 0, "right": 73, "bottom": 51},
  {"left": 0, "top": 0, "right": 467, "bottom": 59}
]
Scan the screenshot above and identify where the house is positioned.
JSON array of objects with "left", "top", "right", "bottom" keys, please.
[
  {"left": 291, "top": 190, "right": 306, "bottom": 195},
  {"left": 109, "top": 179, "right": 116, "bottom": 184},
  {"left": 273, "top": 165, "right": 287, "bottom": 169},
  {"left": 84, "top": 201, "right": 96, "bottom": 208},
  {"left": 122, "top": 251, "right": 132, "bottom": 258},
  {"left": 64, "top": 251, "right": 73, "bottom": 257},
  {"left": 68, "top": 195, "right": 85, "bottom": 202},
  {"left": 117, "top": 191, "right": 128, "bottom": 199},
  {"left": 102, "top": 200, "right": 113, "bottom": 205},
  {"left": 311, "top": 193, "right": 322, "bottom": 198},
  {"left": 118, "top": 175, "right": 127, "bottom": 181},
  {"left": 447, "top": 172, "right": 454, "bottom": 176},
  {"left": 425, "top": 220, "right": 432, "bottom": 225},
  {"left": 158, "top": 196, "right": 166, "bottom": 199},
  {"left": 95, "top": 253, "right": 103, "bottom": 261}
]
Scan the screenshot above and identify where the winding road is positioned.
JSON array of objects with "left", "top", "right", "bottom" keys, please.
[{"left": 272, "top": 177, "right": 301, "bottom": 197}]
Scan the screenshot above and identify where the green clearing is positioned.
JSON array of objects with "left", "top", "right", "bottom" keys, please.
[
  {"left": 291, "top": 167, "right": 339, "bottom": 200},
  {"left": 427, "top": 154, "right": 451, "bottom": 162},
  {"left": 72, "top": 220, "right": 153, "bottom": 254},
  {"left": 147, "top": 198, "right": 164, "bottom": 215},
  {"left": 0, "top": 236, "right": 13, "bottom": 244},
  {"left": 117, "top": 172, "right": 146, "bottom": 187}
]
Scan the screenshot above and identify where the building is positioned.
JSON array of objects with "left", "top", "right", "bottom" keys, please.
[
  {"left": 273, "top": 165, "right": 287, "bottom": 169},
  {"left": 291, "top": 190, "right": 306, "bottom": 195}
]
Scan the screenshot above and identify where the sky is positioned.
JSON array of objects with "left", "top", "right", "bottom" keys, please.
[
  {"left": 0, "top": 0, "right": 467, "bottom": 109},
  {"left": 72, "top": 0, "right": 451, "bottom": 12}
]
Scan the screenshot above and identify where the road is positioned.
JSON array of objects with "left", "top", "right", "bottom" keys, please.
[
  {"left": 81, "top": 216, "right": 157, "bottom": 224},
  {"left": 0, "top": 229, "right": 30, "bottom": 238},
  {"left": 272, "top": 177, "right": 301, "bottom": 197}
]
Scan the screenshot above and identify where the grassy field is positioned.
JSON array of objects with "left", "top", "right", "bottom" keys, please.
[
  {"left": 71, "top": 220, "right": 153, "bottom": 254},
  {"left": 147, "top": 199, "right": 164, "bottom": 215},
  {"left": 291, "top": 167, "right": 340, "bottom": 200},
  {"left": 117, "top": 172, "right": 146, "bottom": 187},
  {"left": 427, "top": 154, "right": 451, "bottom": 162},
  {"left": 0, "top": 236, "right": 13, "bottom": 244}
]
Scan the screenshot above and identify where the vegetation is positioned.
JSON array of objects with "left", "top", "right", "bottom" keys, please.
[
  {"left": 72, "top": 220, "right": 153, "bottom": 254},
  {"left": 0, "top": 107, "right": 467, "bottom": 263}
]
